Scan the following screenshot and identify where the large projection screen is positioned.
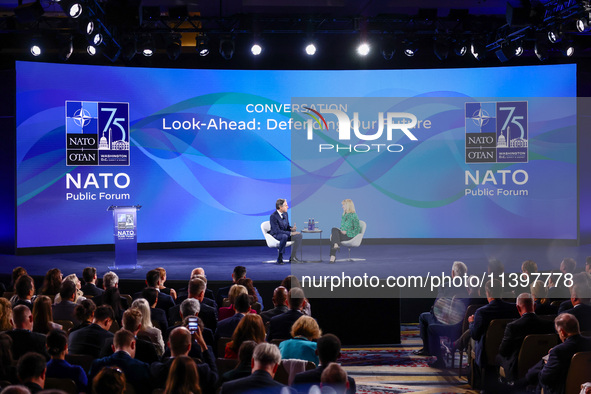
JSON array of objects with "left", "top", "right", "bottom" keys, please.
[{"left": 16, "top": 61, "right": 577, "bottom": 248}]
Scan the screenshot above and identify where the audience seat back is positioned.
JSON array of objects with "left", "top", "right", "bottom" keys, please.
[
  {"left": 55, "top": 319, "right": 74, "bottom": 332},
  {"left": 216, "top": 357, "right": 239, "bottom": 376},
  {"left": 565, "top": 351, "right": 591, "bottom": 394},
  {"left": 65, "top": 353, "right": 95, "bottom": 374},
  {"left": 485, "top": 319, "right": 514, "bottom": 366},
  {"left": 44, "top": 377, "right": 77, "bottom": 394},
  {"left": 121, "top": 294, "right": 133, "bottom": 307},
  {"left": 463, "top": 304, "right": 485, "bottom": 333},
  {"left": 217, "top": 337, "right": 232, "bottom": 357},
  {"left": 1, "top": 292, "right": 14, "bottom": 300},
  {"left": 517, "top": 333, "right": 559, "bottom": 379},
  {"left": 109, "top": 320, "right": 120, "bottom": 333}
]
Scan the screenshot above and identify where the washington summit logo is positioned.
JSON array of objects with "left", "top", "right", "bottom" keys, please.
[
  {"left": 66, "top": 101, "right": 130, "bottom": 166},
  {"left": 465, "top": 101, "right": 528, "bottom": 164}
]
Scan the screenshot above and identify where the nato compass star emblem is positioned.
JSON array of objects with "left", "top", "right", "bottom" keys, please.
[
  {"left": 470, "top": 108, "right": 492, "bottom": 129},
  {"left": 72, "top": 108, "right": 93, "bottom": 131}
]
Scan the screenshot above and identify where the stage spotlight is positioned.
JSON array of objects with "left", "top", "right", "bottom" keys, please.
[
  {"left": 219, "top": 37, "right": 235, "bottom": 60},
  {"left": 251, "top": 43, "right": 262, "bottom": 56},
  {"left": 547, "top": 27, "right": 563, "bottom": 43},
  {"left": 92, "top": 32, "right": 103, "bottom": 46},
  {"left": 87, "top": 45, "right": 97, "bottom": 56},
  {"left": 403, "top": 43, "right": 418, "bottom": 57},
  {"left": 454, "top": 42, "right": 467, "bottom": 56},
  {"left": 141, "top": 36, "right": 154, "bottom": 57},
  {"left": 84, "top": 18, "right": 95, "bottom": 35},
  {"left": 167, "top": 34, "right": 181, "bottom": 61},
  {"left": 59, "top": 0, "right": 86, "bottom": 19},
  {"left": 30, "top": 44, "right": 41, "bottom": 57},
  {"left": 357, "top": 42, "right": 370, "bottom": 56},
  {"left": 197, "top": 35, "right": 209, "bottom": 57},
  {"left": 57, "top": 35, "right": 73, "bottom": 61},
  {"left": 576, "top": 16, "right": 590, "bottom": 32},
  {"left": 515, "top": 40, "right": 524, "bottom": 56},
  {"left": 305, "top": 43, "right": 316, "bottom": 56},
  {"left": 561, "top": 40, "right": 575, "bottom": 57},
  {"left": 534, "top": 40, "right": 549, "bottom": 61},
  {"left": 471, "top": 40, "right": 486, "bottom": 61},
  {"left": 433, "top": 38, "right": 449, "bottom": 61}
]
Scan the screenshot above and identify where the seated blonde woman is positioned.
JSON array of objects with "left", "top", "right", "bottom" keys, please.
[
  {"left": 131, "top": 298, "right": 165, "bottom": 356},
  {"left": 53, "top": 274, "right": 86, "bottom": 305},
  {"left": 218, "top": 284, "right": 257, "bottom": 321},
  {"left": 279, "top": 316, "right": 321, "bottom": 365},
  {"left": 0, "top": 298, "right": 14, "bottom": 331}
]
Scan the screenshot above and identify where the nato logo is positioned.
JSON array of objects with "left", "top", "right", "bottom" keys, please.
[
  {"left": 465, "top": 101, "right": 528, "bottom": 164},
  {"left": 66, "top": 101, "right": 130, "bottom": 166}
]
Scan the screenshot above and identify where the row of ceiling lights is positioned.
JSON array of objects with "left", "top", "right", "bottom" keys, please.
[
  {"left": 24, "top": 0, "right": 586, "bottom": 62},
  {"left": 27, "top": 34, "right": 575, "bottom": 64}
]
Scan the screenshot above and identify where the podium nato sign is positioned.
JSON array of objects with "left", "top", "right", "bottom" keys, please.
[{"left": 108, "top": 205, "right": 141, "bottom": 270}]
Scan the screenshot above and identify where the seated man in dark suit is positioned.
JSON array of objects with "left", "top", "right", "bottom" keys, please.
[
  {"left": 92, "top": 271, "right": 129, "bottom": 309},
  {"left": 68, "top": 305, "right": 115, "bottom": 358},
  {"left": 215, "top": 293, "right": 250, "bottom": 348},
  {"left": 11, "top": 274, "right": 36, "bottom": 311},
  {"left": 526, "top": 313, "right": 591, "bottom": 394},
  {"left": 6, "top": 305, "right": 49, "bottom": 360},
  {"left": 292, "top": 333, "right": 356, "bottom": 394},
  {"left": 548, "top": 260, "right": 575, "bottom": 300},
  {"left": 168, "top": 277, "right": 217, "bottom": 332},
  {"left": 89, "top": 329, "right": 152, "bottom": 394},
  {"left": 100, "top": 308, "right": 159, "bottom": 364},
  {"left": 17, "top": 352, "right": 47, "bottom": 394},
  {"left": 267, "top": 287, "right": 306, "bottom": 342},
  {"left": 215, "top": 266, "right": 263, "bottom": 310},
  {"left": 269, "top": 198, "right": 302, "bottom": 265},
  {"left": 560, "top": 283, "right": 591, "bottom": 331},
  {"left": 81, "top": 266, "right": 104, "bottom": 297},
  {"left": 470, "top": 279, "right": 519, "bottom": 370},
  {"left": 556, "top": 272, "right": 591, "bottom": 313},
  {"left": 261, "top": 286, "right": 288, "bottom": 324},
  {"left": 151, "top": 326, "right": 218, "bottom": 394},
  {"left": 176, "top": 268, "right": 216, "bottom": 305},
  {"left": 132, "top": 269, "right": 175, "bottom": 312},
  {"left": 141, "top": 288, "right": 168, "bottom": 332},
  {"left": 221, "top": 341, "right": 256, "bottom": 384},
  {"left": 52, "top": 280, "right": 79, "bottom": 324},
  {"left": 496, "top": 293, "right": 556, "bottom": 382},
  {"left": 221, "top": 342, "right": 292, "bottom": 394},
  {"left": 191, "top": 274, "right": 218, "bottom": 314},
  {"left": 165, "top": 298, "right": 214, "bottom": 349}
]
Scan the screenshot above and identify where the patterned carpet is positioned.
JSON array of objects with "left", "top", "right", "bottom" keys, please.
[{"left": 338, "top": 324, "right": 478, "bottom": 394}]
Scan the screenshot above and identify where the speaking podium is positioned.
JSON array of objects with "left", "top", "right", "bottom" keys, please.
[{"left": 107, "top": 205, "right": 142, "bottom": 270}]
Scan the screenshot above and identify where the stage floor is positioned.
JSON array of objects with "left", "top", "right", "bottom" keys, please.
[{"left": 1, "top": 242, "right": 590, "bottom": 282}]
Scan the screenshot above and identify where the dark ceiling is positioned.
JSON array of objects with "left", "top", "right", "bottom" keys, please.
[{"left": 1, "top": 0, "right": 590, "bottom": 69}]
